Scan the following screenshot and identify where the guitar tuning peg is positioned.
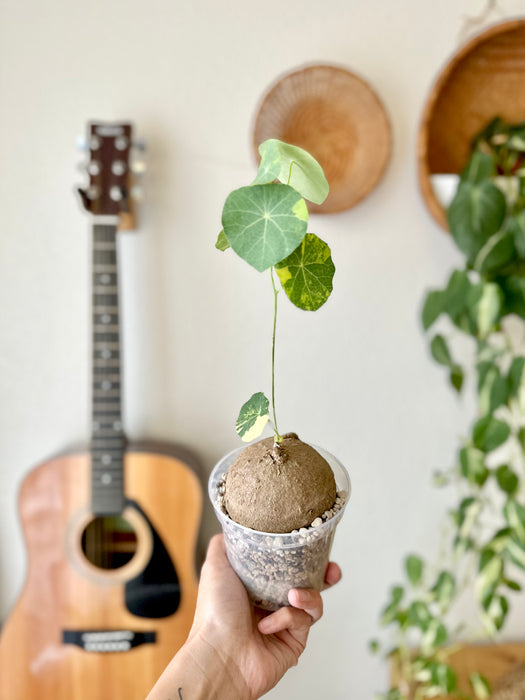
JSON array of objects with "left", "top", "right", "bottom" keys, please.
[
  {"left": 130, "top": 159, "right": 147, "bottom": 175},
  {"left": 133, "top": 139, "right": 146, "bottom": 151},
  {"left": 76, "top": 136, "right": 89, "bottom": 151},
  {"left": 130, "top": 184, "right": 144, "bottom": 201}
]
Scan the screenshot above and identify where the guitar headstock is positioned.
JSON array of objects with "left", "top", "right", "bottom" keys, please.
[{"left": 77, "top": 122, "right": 145, "bottom": 228}]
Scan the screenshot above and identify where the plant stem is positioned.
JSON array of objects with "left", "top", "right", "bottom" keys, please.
[{"left": 270, "top": 267, "right": 283, "bottom": 444}]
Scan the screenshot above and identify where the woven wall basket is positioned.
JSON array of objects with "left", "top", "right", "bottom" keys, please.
[
  {"left": 252, "top": 64, "right": 391, "bottom": 214},
  {"left": 418, "top": 18, "right": 525, "bottom": 230}
]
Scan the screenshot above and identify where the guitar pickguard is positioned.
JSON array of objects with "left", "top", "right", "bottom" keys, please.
[{"left": 124, "top": 499, "right": 181, "bottom": 618}]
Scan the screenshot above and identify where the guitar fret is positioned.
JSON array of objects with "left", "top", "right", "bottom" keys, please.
[
  {"left": 93, "top": 286, "right": 118, "bottom": 293},
  {"left": 93, "top": 306, "right": 119, "bottom": 313},
  {"left": 93, "top": 264, "right": 117, "bottom": 271},
  {"left": 93, "top": 324, "right": 120, "bottom": 332}
]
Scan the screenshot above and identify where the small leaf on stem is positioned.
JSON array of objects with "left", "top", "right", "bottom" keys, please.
[{"left": 236, "top": 392, "right": 270, "bottom": 442}]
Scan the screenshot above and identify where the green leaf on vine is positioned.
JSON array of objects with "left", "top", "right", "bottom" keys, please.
[
  {"left": 508, "top": 357, "right": 525, "bottom": 412},
  {"left": 478, "top": 362, "right": 508, "bottom": 414},
  {"left": 253, "top": 139, "right": 329, "bottom": 205},
  {"left": 407, "top": 600, "right": 431, "bottom": 630},
  {"left": 430, "top": 334, "right": 452, "bottom": 366},
  {"left": 448, "top": 179, "right": 506, "bottom": 263},
  {"left": 430, "top": 571, "right": 456, "bottom": 610},
  {"left": 495, "top": 465, "right": 519, "bottom": 495},
  {"left": 235, "top": 392, "right": 270, "bottom": 442},
  {"left": 507, "top": 534, "right": 525, "bottom": 570},
  {"left": 275, "top": 233, "right": 334, "bottom": 310},
  {"left": 421, "top": 290, "right": 445, "bottom": 331},
  {"left": 459, "top": 447, "right": 489, "bottom": 486},
  {"left": 405, "top": 554, "right": 424, "bottom": 586},
  {"left": 467, "top": 282, "right": 502, "bottom": 338},
  {"left": 222, "top": 183, "right": 308, "bottom": 272},
  {"left": 504, "top": 500, "right": 525, "bottom": 544},
  {"left": 470, "top": 672, "right": 491, "bottom": 699},
  {"left": 476, "top": 554, "right": 503, "bottom": 606},
  {"left": 472, "top": 415, "right": 510, "bottom": 452}
]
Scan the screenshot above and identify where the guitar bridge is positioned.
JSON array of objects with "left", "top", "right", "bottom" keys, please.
[{"left": 63, "top": 630, "right": 156, "bottom": 652}]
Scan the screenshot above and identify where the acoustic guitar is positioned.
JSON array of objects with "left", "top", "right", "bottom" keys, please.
[{"left": 0, "top": 122, "right": 203, "bottom": 699}]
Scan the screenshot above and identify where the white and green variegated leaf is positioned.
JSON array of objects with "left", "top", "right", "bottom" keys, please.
[
  {"left": 480, "top": 595, "right": 508, "bottom": 634},
  {"left": 448, "top": 179, "right": 506, "bottom": 263},
  {"left": 253, "top": 139, "right": 329, "bottom": 205},
  {"left": 222, "top": 183, "right": 308, "bottom": 272},
  {"left": 275, "top": 233, "right": 334, "bottom": 310},
  {"left": 504, "top": 500, "right": 525, "bottom": 544},
  {"left": 478, "top": 363, "right": 508, "bottom": 415},
  {"left": 421, "top": 619, "right": 448, "bottom": 654},
  {"left": 508, "top": 357, "right": 525, "bottom": 412},
  {"left": 467, "top": 282, "right": 502, "bottom": 338},
  {"left": 470, "top": 672, "right": 491, "bottom": 699},
  {"left": 235, "top": 392, "right": 270, "bottom": 442},
  {"left": 430, "top": 571, "right": 456, "bottom": 610},
  {"left": 475, "top": 554, "right": 503, "bottom": 605},
  {"left": 507, "top": 534, "right": 525, "bottom": 570}
]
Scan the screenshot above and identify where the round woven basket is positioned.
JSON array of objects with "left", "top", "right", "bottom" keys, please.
[
  {"left": 418, "top": 19, "right": 525, "bottom": 230},
  {"left": 252, "top": 64, "right": 391, "bottom": 214}
]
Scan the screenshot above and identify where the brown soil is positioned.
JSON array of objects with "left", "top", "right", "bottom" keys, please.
[{"left": 224, "top": 432, "right": 337, "bottom": 533}]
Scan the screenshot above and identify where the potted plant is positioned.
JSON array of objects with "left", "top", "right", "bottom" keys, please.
[
  {"left": 372, "top": 117, "right": 525, "bottom": 699},
  {"left": 209, "top": 139, "right": 350, "bottom": 610}
]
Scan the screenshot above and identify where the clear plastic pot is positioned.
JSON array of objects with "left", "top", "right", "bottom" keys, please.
[{"left": 209, "top": 444, "right": 350, "bottom": 611}]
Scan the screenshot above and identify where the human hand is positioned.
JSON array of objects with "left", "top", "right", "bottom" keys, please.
[{"left": 186, "top": 533, "right": 342, "bottom": 699}]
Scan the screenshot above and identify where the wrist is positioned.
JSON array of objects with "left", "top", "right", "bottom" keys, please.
[{"left": 147, "top": 630, "right": 249, "bottom": 700}]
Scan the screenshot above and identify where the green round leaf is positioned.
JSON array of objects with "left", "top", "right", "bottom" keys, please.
[
  {"left": 253, "top": 139, "right": 329, "bottom": 205},
  {"left": 448, "top": 180, "right": 506, "bottom": 263},
  {"left": 222, "top": 184, "right": 308, "bottom": 272},
  {"left": 236, "top": 392, "right": 270, "bottom": 442},
  {"left": 275, "top": 233, "right": 335, "bottom": 311}
]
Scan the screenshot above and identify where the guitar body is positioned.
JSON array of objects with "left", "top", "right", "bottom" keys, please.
[{"left": 0, "top": 443, "right": 202, "bottom": 700}]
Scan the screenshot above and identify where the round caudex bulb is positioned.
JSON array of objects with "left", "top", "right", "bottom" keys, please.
[{"left": 224, "top": 432, "right": 337, "bottom": 533}]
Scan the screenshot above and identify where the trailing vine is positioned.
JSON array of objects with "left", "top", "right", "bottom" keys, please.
[{"left": 372, "top": 118, "right": 525, "bottom": 699}]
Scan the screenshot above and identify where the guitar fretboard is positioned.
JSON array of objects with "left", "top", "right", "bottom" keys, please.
[{"left": 91, "top": 222, "right": 125, "bottom": 515}]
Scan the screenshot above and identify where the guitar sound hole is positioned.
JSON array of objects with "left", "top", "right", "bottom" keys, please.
[{"left": 81, "top": 516, "right": 138, "bottom": 570}]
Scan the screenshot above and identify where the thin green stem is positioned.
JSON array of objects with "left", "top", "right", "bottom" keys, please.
[
  {"left": 270, "top": 267, "right": 283, "bottom": 444},
  {"left": 287, "top": 160, "right": 296, "bottom": 186}
]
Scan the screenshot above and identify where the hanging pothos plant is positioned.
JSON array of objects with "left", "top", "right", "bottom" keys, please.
[{"left": 372, "top": 117, "right": 525, "bottom": 699}]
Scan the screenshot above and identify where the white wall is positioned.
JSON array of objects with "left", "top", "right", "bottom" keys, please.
[{"left": 2, "top": 0, "right": 525, "bottom": 697}]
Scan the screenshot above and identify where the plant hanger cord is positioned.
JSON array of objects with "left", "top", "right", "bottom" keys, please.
[{"left": 270, "top": 267, "right": 283, "bottom": 444}]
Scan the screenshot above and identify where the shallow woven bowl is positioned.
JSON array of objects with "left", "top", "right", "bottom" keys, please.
[
  {"left": 418, "top": 19, "right": 525, "bottom": 230},
  {"left": 253, "top": 64, "right": 391, "bottom": 214}
]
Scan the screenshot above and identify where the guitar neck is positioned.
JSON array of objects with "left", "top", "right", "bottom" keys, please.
[{"left": 91, "top": 220, "right": 125, "bottom": 515}]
